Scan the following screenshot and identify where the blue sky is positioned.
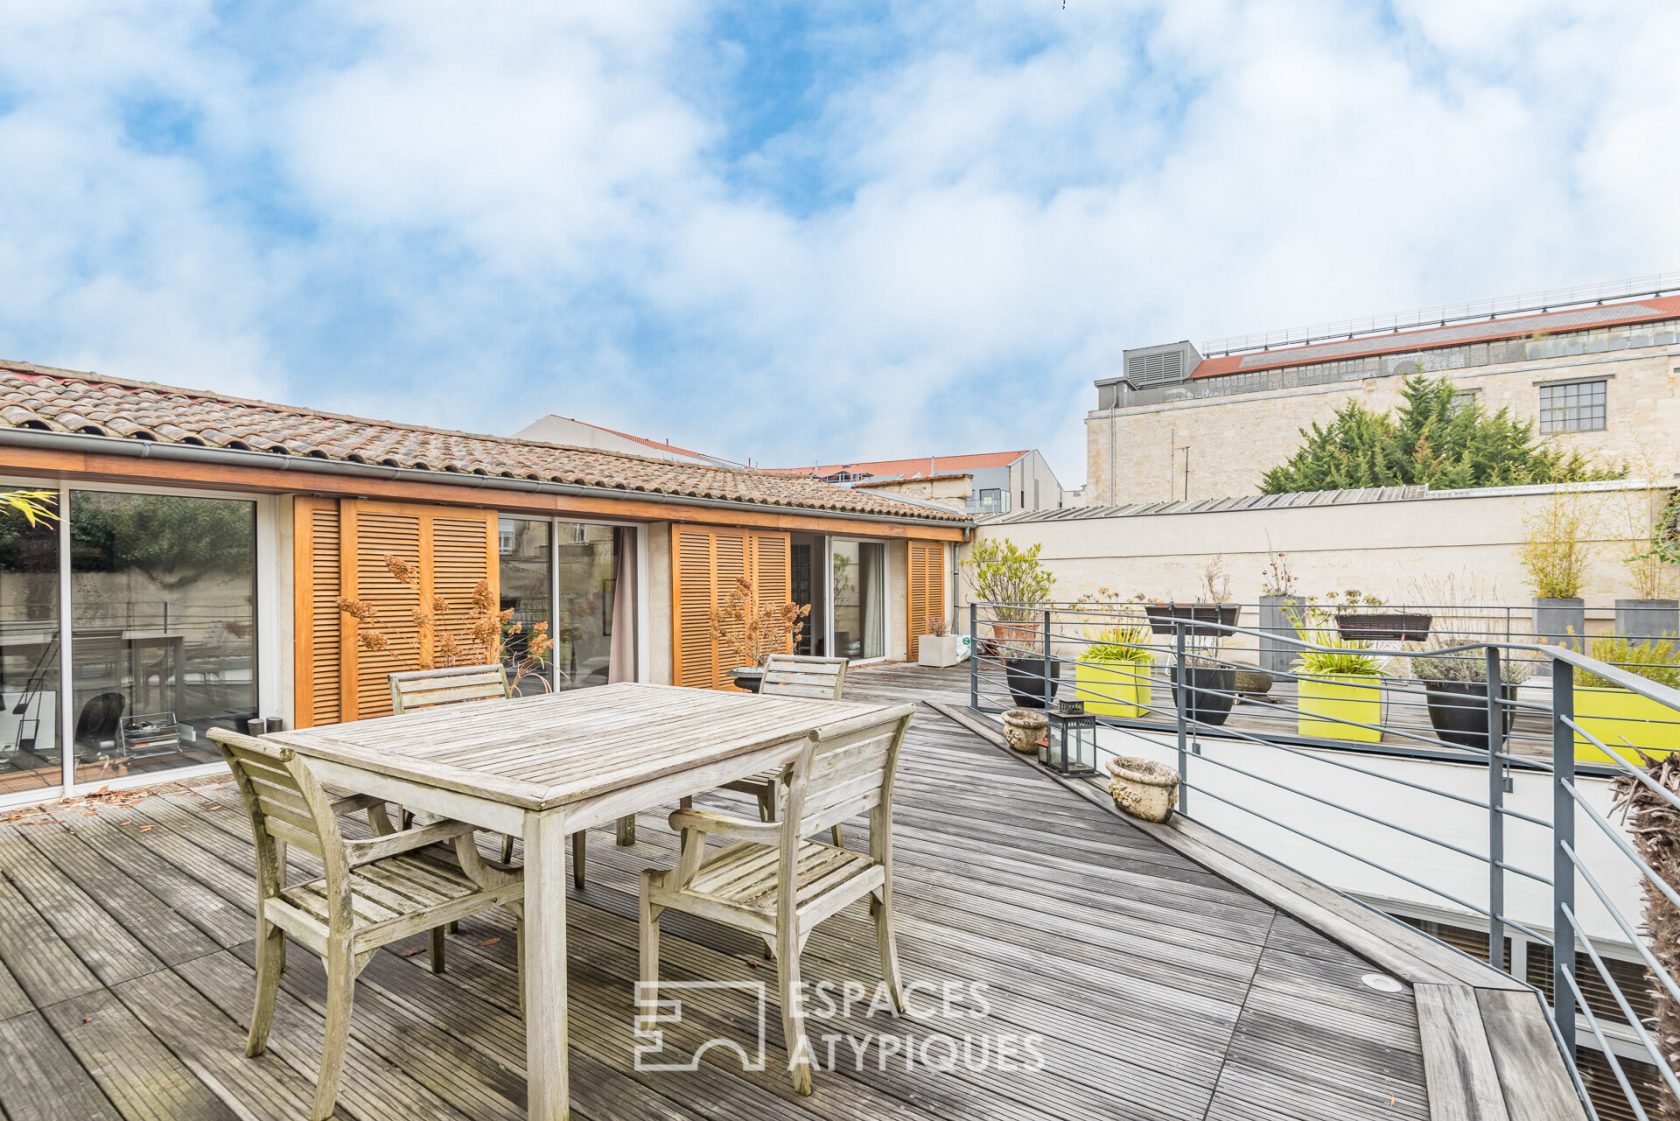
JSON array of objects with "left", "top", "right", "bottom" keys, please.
[{"left": 2, "top": 1, "right": 1678, "bottom": 487}]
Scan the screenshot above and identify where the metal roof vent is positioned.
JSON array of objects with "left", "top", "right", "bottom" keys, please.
[{"left": 1122, "top": 341, "right": 1200, "bottom": 389}]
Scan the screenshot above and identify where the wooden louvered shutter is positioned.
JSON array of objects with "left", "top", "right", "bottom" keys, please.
[
  {"left": 906, "top": 540, "right": 946, "bottom": 660},
  {"left": 670, "top": 525, "right": 790, "bottom": 689},
  {"left": 293, "top": 497, "right": 343, "bottom": 729},
  {"left": 294, "top": 498, "right": 497, "bottom": 727}
]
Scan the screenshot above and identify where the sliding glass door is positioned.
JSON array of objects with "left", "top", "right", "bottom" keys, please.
[
  {"left": 831, "top": 539, "right": 886, "bottom": 661},
  {"left": 497, "top": 517, "right": 638, "bottom": 692}
]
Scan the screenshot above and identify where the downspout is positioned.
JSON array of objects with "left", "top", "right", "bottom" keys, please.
[{"left": 1109, "top": 407, "right": 1118, "bottom": 505}]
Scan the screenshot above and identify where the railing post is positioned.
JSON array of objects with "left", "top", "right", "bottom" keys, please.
[
  {"left": 1485, "top": 646, "right": 1505, "bottom": 969},
  {"left": 968, "top": 602, "right": 979, "bottom": 710},
  {"left": 1041, "top": 608, "right": 1053, "bottom": 710},
  {"left": 1551, "top": 656, "right": 1577, "bottom": 1057},
  {"left": 1174, "top": 624, "right": 1189, "bottom": 816}
]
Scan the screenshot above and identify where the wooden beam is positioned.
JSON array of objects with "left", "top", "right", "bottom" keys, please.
[{"left": 0, "top": 446, "right": 965, "bottom": 541}]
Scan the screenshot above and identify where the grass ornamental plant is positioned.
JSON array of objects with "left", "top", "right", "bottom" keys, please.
[
  {"left": 1075, "top": 623, "right": 1153, "bottom": 718},
  {"left": 1623, "top": 487, "right": 1680, "bottom": 600},
  {"left": 1293, "top": 643, "right": 1385, "bottom": 677},
  {"left": 1521, "top": 490, "right": 1592, "bottom": 600},
  {"left": 1083, "top": 624, "right": 1152, "bottom": 664}
]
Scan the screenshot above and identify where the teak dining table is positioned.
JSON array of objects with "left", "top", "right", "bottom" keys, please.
[{"left": 267, "top": 681, "right": 903, "bottom": 1121}]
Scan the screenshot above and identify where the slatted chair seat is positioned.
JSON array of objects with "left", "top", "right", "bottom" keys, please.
[
  {"left": 721, "top": 654, "right": 850, "bottom": 843},
  {"left": 210, "top": 727, "right": 524, "bottom": 1121},
  {"left": 641, "top": 705, "right": 916, "bottom": 1096}
]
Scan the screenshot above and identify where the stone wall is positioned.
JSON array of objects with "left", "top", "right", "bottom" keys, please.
[{"left": 1086, "top": 345, "right": 1680, "bottom": 504}]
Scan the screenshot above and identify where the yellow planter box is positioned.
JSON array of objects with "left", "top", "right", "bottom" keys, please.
[
  {"left": 1297, "top": 674, "right": 1383, "bottom": 743},
  {"left": 1075, "top": 657, "right": 1152, "bottom": 718},
  {"left": 1574, "top": 686, "right": 1680, "bottom": 765}
]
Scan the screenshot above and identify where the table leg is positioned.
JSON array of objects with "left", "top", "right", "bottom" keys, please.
[{"left": 524, "top": 809, "right": 571, "bottom": 1121}]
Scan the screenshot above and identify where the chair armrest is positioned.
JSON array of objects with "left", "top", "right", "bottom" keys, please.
[
  {"left": 326, "top": 791, "right": 387, "bottom": 817},
  {"left": 668, "top": 807, "right": 780, "bottom": 846},
  {"left": 344, "top": 819, "right": 476, "bottom": 867}
]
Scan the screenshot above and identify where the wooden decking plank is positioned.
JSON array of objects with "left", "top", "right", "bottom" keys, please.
[
  {"left": 1475, "top": 989, "right": 1588, "bottom": 1120},
  {"left": 0, "top": 1010, "right": 122, "bottom": 1121},
  {"left": 39, "top": 988, "right": 240, "bottom": 1121},
  {"left": 1415, "top": 983, "right": 1512, "bottom": 1121},
  {"left": 0, "top": 870, "right": 104, "bottom": 1008}
]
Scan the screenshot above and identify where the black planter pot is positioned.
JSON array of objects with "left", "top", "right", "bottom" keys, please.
[
  {"left": 1004, "top": 658, "right": 1063, "bottom": 709},
  {"left": 1144, "top": 603, "right": 1240, "bottom": 637},
  {"left": 1171, "top": 665, "right": 1238, "bottom": 727},
  {"left": 1422, "top": 679, "right": 1516, "bottom": 751},
  {"left": 728, "top": 668, "right": 764, "bottom": 693}
]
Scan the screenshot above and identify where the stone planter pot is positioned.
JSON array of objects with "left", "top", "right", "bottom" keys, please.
[
  {"left": 1533, "top": 597, "right": 1585, "bottom": 650},
  {"left": 917, "top": 634, "right": 969, "bottom": 668},
  {"left": 1171, "top": 664, "right": 1238, "bottom": 727},
  {"left": 728, "top": 667, "right": 763, "bottom": 693},
  {"left": 1422, "top": 679, "right": 1517, "bottom": 752},
  {"left": 1615, "top": 599, "right": 1680, "bottom": 642},
  {"left": 1106, "top": 755, "right": 1180, "bottom": 823},
  {"left": 1004, "top": 657, "right": 1062, "bottom": 709},
  {"left": 1001, "top": 708, "right": 1048, "bottom": 753},
  {"left": 1258, "top": 596, "right": 1302, "bottom": 675},
  {"left": 1233, "top": 664, "right": 1274, "bottom": 698}
]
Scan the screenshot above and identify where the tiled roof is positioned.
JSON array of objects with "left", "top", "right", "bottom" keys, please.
[
  {"left": 0, "top": 362, "right": 968, "bottom": 523},
  {"left": 1190, "top": 295, "right": 1680, "bottom": 379},
  {"left": 764, "top": 451, "right": 1027, "bottom": 479}
]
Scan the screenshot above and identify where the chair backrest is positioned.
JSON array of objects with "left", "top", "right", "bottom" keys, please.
[
  {"left": 783, "top": 705, "right": 915, "bottom": 849},
  {"left": 389, "top": 664, "right": 512, "bottom": 715},
  {"left": 209, "top": 727, "right": 349, "bottom": 904},
  {"left": 760, "top": 654, "right": 848, "bottom": 701}
]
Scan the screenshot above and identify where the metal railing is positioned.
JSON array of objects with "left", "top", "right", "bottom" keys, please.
[{"left": 967, "top": 600, "right": 1680, "bottom": 1119}]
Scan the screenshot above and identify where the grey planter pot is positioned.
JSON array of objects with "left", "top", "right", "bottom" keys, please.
[
  {"left": 1533, "top": 598, "right": 1585, "bottom": 649},
  {"left": 1258, "top": 596, "right": 1302, "bottom": 675},
  {"left": 1615, "top": 599, "right": 1680, "bottom": 642}
]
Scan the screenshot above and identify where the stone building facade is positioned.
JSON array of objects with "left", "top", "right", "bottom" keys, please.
[{"left": 1086, "top": 292, "right": 1680, "bottom": 504}]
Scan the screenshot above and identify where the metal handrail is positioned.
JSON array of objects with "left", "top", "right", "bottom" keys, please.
[{"left": 966, "top": 599, "right": 1680, "bottom": 1119}]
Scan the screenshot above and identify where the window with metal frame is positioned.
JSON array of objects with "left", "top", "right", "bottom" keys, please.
[{"left": 1538, "top": 379, "right": 1607, "bottom": 433}]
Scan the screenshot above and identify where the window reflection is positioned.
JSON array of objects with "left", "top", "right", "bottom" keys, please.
[
  {"left": 497, "top": 518, "right": 635, "bottom": 692},
  {"left": 68, "top": 492, "right": 257, "bottom": 781},
  {"left": 832, "top": 540, "right": 885, "bottom": 661}
]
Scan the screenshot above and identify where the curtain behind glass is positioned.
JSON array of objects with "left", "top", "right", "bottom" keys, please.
[
  {"left": 861, "top": 542, "right": 886, "bottom": 658},
  {"left": 608, "top": 528, "right": 636, "bottom": 682}
]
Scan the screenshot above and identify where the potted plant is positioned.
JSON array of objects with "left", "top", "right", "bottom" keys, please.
[
  {"left": 1330, "top": 589, "right": 1433, "bottom": 642},
  {"left": 1172, "top": 655, "right": 1239, "bottom": 727},
  {"left": 1074, "top": 623, "right": 1153, "bottom": 718},
  {"left": 1411, "top": 643, "right": 1533, "bottom": 751},
  {"left": 1294, "top": 639, "right": 1387, "bottom": 744},
  {"left": 963, "top": 538, "right": 1058, "bottom": 706},
  {"left": 708, "top": 576, "right": 812, "bottom": 692},
  {"left": 1573, "top": 635, "right": 1680, "bottom": 764},
  {"left": 1523, "top": 489, "right": 1591, "bottom": 649},
  {"left": 1618, "top": 488, "right": 1680, "bottom": 640},
  {"left": 916, "top": 615, "right": 967, "bottom": 668},
  {"left": 1145, "top": 555, "right": 1240, "bottom": 637},
  {"left": 1258, "top": 542, "right": 1302, "bottom": 675}
]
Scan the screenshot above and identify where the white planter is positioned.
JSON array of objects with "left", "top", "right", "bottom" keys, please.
[{"left": 917, "top": 634, "right": 969, "bottom": 668}]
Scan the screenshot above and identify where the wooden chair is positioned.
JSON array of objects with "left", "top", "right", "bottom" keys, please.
[
  {"left": 721, "top": 654, "right": 851, "bottom": 843},
  {"left": 210, "top": 728, "right": 524, "bottom": 1121},
  {"left": 388, "top": 665, "right": 588, "bottom": 887},
  {"left": 639, "top": 705, "right": 915, "bottom": 1095}
]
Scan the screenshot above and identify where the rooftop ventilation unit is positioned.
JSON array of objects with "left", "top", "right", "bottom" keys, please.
[{"left": 1122, "top": 341, "right": 1200, "bottom": 389}]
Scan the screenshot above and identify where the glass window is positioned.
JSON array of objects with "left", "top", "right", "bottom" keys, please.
[
  {"left": 498, "top": 517, "right": 553, "bottom": 695},
  {"left": 555, "top": 523, "right": 631, "bottom": 691},
  {"left": 831, "top": 540, "right": 885, "bottom": 661},
  {"left": 68, "top": 492, "right": 257, "bottom": 782},
  {"left": 0, "top": 489, "right": 61, "bottom": 799},
  {"left": 1538, "top": 380, "right": 1607, "bottom": 433}
]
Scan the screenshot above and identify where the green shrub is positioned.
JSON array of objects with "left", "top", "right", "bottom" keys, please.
[
  {"left": 1294, "top": 638, "right": 1385, "bottom": 677},
  {"left": 962, "top": 538, "right": 1054, "bottom": 625},
  {"left": 1082, "top": 625, "right": 1152, "bottom": 664},
  {"left": 1577, "top": 635, "right": 1680, "bottom": 690}
]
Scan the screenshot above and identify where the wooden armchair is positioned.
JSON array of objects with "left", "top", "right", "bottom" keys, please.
[
  {"left": 639, "top": 704, "right": 915, "bottom": 1095},
  {"left": 388, "top": 664, "right": 588, "bottom": 887},
  {"left": 722, "top": 654, "right": 851, "bottom": 842},
  {"left": 210, "top": 728, "right": 523, "bottom": 1121}
]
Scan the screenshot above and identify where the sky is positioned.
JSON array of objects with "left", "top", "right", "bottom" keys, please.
[{"left": 2, "top": 1, "right": 1679, "bottom": 488}]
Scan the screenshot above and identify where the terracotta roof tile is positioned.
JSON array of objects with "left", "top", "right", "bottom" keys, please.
[
  {"left": 765, "top": 451, "right": 1027, "bottom": 478},
  {"left": 0, "top": 362, "right": 968, "bottom": 524}
]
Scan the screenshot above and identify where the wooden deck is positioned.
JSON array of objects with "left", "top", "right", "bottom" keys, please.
[{"left": 0, "top": 666, "right": 1463, "bottom": 1121}]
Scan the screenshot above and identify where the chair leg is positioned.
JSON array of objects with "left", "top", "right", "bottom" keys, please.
[
  {"left": 679, "top": 795, "right": 693, "bottom": 811},
  {"left": 756, "top": 787, "right": 777, "bottom": 823},
  {"left": 500, "top": 833, "right": 516, "bottom": 864},
  {"left": 872, "top": 884, "right": 907, "bottom": 1015},
  {"left": 515, "top": 919, "right": 527, "bottom": 1021},
  {"left": 830, "top": 824, "right": 845, "bottom": 849},
  {"left": 311, "top": 945, "right": 356, "bottom": 1121},
  {"left": 616, "top": 813, "right": 636, "bottom": 846},
  {"left": 429, "top": 926, "right": 446, "bottom": 974},
  {"left": 245, "top": 918, "right": 284, "bottom": 1057},
  {"left": 638, "top": 871, "right": 662, "bottom": 1024},
  {"left": 572, "top": 831, "right": 587, "bottom": 890},
  {"left": 777, "top": 934, "right": 814, "bottom": 1095}
]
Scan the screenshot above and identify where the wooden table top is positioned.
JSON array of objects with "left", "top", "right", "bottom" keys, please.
[{"left": 269, "top": 682, "right": 907, "bottom": 812}]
